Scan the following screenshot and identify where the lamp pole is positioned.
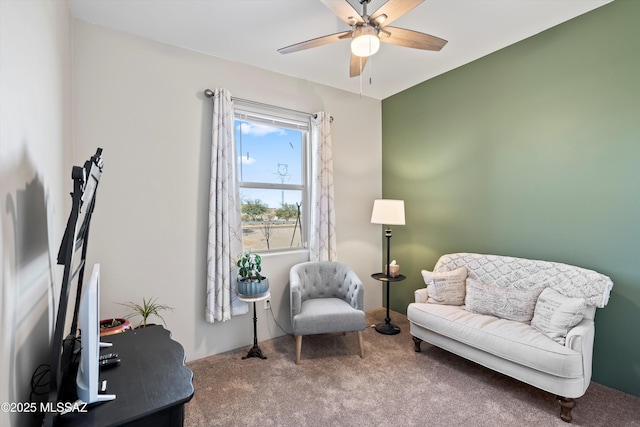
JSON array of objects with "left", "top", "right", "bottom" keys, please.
[{"left": 384, "top": 226, "right": 392, "bottom": 325}]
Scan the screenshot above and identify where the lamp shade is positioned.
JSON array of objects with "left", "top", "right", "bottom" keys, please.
[
  {"left": 371, "top": 199, "right": 405, "bottom": 225},
  {"left": 351, "top": 26, "right": 380, "bottom": 57}
]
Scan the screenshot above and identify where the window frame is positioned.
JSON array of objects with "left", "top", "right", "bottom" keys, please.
[{"left": 234, "top": 101, "right": 311, "bottom": 253}]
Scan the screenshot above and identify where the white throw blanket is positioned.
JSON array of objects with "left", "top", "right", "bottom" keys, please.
[{"left": 434, "top": 253, "right": 613, "bottom": 308}]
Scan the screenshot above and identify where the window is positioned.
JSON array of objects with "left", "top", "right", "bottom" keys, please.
[{"left": 234, "top": 102, "right": 310, "bottom": 252}]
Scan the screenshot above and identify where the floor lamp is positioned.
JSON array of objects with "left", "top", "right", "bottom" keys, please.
[{"left": 371, "top": 199, "right": 405, "bottom": 335}]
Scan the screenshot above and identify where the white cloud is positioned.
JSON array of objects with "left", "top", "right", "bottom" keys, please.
[
  {"left": 238, "top": 122, "right": 286, "bottom": 136},
  {"left": 238, "top": 155, "right": 256, "bottom": 165}
]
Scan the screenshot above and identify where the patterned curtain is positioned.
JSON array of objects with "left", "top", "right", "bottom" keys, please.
[
  {"left": 309, "top": 112, "right": 337, "bottom": 261},
  {"left": 206, "top": 89, "right": 248, "bottom": 323}
]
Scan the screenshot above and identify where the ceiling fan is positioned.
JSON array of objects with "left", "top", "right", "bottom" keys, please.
[{"left": 278, "top": 0, "right": 448, "bottom": 78}]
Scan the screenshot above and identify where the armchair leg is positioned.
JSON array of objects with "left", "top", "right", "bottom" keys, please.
[
  {"left": 557, "top": 396, "right": 576, "bottom": 423},
  {"left": 357, "top": 330, "right": 365, "bottom": 358},
  {"left": 295, "top": 335, "right": 302, "bottom": 365}
]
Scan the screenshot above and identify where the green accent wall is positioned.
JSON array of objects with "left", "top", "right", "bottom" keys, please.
[{"left": 381, "top": 0, "right": 640, "bottom": 396}]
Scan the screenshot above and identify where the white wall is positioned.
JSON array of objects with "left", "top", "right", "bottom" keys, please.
[
  {"left": 0, "top": 1, "right": 71, "bottom": 426},
  {"left": 71, "top": 20, "right": 383, "bottom": 362}
]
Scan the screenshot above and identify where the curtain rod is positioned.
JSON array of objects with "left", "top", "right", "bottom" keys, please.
[{"left": 203, "top": 89, "right": 333, "bottom": 122}]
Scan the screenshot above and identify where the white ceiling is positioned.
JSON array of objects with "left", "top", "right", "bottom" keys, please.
[{"left": 68, "top": 0, "right": 613, "bottom": 100}]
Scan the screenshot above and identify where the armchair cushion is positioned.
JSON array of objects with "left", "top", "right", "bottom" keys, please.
[{"left": 293, "top": 298, "right": 366, "bottom": 336}]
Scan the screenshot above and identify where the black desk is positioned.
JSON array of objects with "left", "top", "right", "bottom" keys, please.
[{"left": 55, "top": 326, "right": 194, "bottom": 427}]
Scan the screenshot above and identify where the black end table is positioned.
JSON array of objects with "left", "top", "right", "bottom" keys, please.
[
  {"left": 238, "top": 291, "right": 271, "bottom": 360},
  {"left": 371, "top": 273, "right": 406, "bottom": 335}
]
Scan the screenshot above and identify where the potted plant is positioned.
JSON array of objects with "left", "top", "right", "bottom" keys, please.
[
  {"left": 119, "top": 297, "right": 174, "bottom": 328},
  {"left": 99, "top": 317, "right": 132, "bottom": 337},
  {"left": 236, "top": 250, "right": 269, "bottom": 297}
]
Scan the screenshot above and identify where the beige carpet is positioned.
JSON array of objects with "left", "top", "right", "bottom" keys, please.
[{"left": 185, "top": 308, "right": 640, "bottom": 427}]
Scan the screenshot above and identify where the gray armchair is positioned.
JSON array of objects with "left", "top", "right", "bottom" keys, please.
[{"left": 289, "top": 261, "right": 366, "bottom": 364}]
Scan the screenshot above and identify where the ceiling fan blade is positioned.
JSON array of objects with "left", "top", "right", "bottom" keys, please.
[
  {"left": 321, "top": 0, "right": 364, "bottom": 26},
  {"left": 381, "top": 26, "right": 448, "bottom": 51},
  {"left": 349, "top": 54, "right": 368, "bottom": 78},
  {"left": 370, "top": 0, "right": 424, "bottom": 27},
  {"left": 278, "top": 31, "right": 351, "bottom": 54}
]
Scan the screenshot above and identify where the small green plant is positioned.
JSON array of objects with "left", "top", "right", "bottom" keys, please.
[
  {"left": 237, "top": 250, "right": 265, "bottom": 281},
  {"left": 119, "top": 297, "right": 174, "bottom": 328}
]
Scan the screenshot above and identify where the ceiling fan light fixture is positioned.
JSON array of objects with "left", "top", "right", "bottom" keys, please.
[
  {"left": 374, "top": 14, "right": 387, "bottom": 25},
  {"left": 351, "top": 25, "right": 380, "bottom": 57}
]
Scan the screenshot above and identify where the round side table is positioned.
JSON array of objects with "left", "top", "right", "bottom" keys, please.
[
  {"left": 371, "top": 273, "right": 405, "bottom": 335},
  {"left": 237, "top": 291, "right": 271, "bottom": 360}
]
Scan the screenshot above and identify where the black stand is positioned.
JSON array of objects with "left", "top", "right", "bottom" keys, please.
[
  {"left": 371, "top": 273, "right": 405, "bottom": 335},
  {"left": 240, "top": 297, "right": 269, "bottom": 360},
  {"left": 371, "top": 226, "right": 405, "bottom": 335}
]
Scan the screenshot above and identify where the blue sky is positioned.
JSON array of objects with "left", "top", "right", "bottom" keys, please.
[{"left": 235, "top": 120, "right": 303, "bottom": 209}]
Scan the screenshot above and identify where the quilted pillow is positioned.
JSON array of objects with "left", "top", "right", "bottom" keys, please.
[
  {"left": 464, "top": 278, "right": 542, "bottom": 322},
  {"left": 421, "top": 267, "right": 467, "bottom": 305},
  {"left": 531, "top": 287, "right": 587, "bottom": 344}
]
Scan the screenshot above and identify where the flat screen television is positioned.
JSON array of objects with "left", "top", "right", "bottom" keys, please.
[
  {"left": 76, "top": 263, "right": 115, "bottom": 404},
  {"left": 43, "top": 148, "right": 104, "bottom": 427}
]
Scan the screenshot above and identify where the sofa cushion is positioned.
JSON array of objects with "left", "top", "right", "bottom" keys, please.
[
  {"left": 407, "top": 303, "right": 584, "bottom": 378},
  {"left": 421, "top": 267, "right": 467, "bottom": 305},
  {"left": 532, "top": 287, "right": 587, "bottom": 345},
  {"left": 465, "top": 278, "right": 542, "bottom": 322}
]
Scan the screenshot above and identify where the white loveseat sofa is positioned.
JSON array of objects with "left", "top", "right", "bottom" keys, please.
[{"left": 407, "top": 253, "right": 613, "bottom": 422}]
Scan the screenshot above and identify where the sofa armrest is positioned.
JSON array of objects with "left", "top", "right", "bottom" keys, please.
[
  {"left": 415, "top": 288, "right": 428, "bottom": 303},
  {"left": 565, "top": 318, "right": 595, "bottom": 353},
  {"left": 565, "top": 318, "right": 595, "bottom": 390}
]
